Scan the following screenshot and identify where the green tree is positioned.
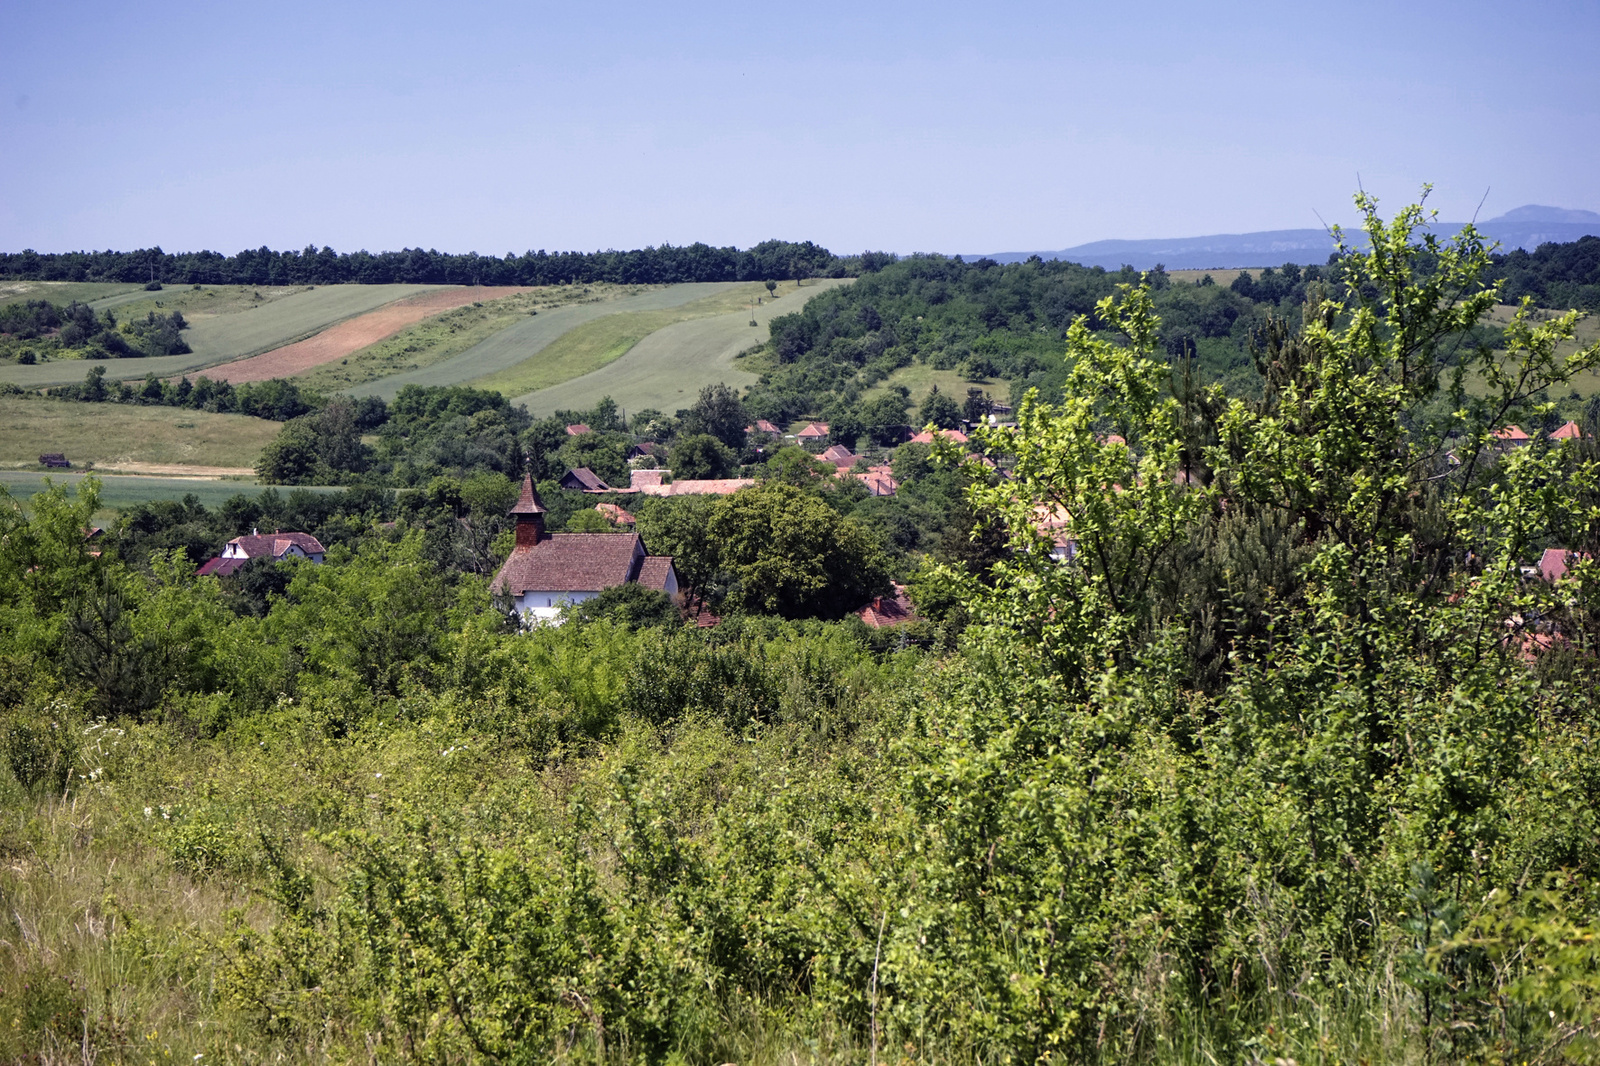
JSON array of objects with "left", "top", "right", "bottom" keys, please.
[
  {"left": 918, "top": 385, "right": 962, "bottom": 430},
  {"left": 679, "top": 383, "right": 748, "bottom": 450},
  {"left": 254, "top": 419, "right": 320, "bottom": 484},
  {"left": 670, "top": 433, "right": 736, "bottom": 480},
  {"left": 705, "top": 481, "right": 890, "bottom": 618}
]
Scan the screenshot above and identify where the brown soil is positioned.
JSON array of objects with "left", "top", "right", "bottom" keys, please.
[{"left": 204, "top": 287, "right": 535, "bottom": 384}]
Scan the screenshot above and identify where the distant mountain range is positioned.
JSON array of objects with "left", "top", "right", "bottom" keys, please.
[{"left": 977, "top": 205, "right": 1600, "bottom": 271}]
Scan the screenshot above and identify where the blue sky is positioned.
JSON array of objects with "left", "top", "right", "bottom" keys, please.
[{"left": 2, "top": 0, "right": 1596, "bottom": 255}]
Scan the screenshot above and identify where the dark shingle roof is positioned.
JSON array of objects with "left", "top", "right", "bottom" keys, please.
[
  {"left": 560, "top": 467, "right": 613, "bottom": 492},
  {"left": 635, "top": 556, "right": 676, "bottom": 592},
  {"left": 510, "top": 475, "right": 547, "bottom": 515},
  {"left": 492, "top": 533, "right": 644, "bottom": 595}
]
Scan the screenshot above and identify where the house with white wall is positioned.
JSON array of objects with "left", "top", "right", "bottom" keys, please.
[{"left": 491, "top": 476, "right": 678, "bottom": 624}]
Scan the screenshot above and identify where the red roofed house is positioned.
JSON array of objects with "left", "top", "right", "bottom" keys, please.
[
  {"left": 746, "top": 419, "right": 781, "bottom": 436},
  {"left": 565, "top": 423, "right": 592, "bottom": 436},
  {"left": 197, "top": 530, "right": 326, "bottom": 578},
  {"left": 908, "top": 428, "right": 969, "bottom": 445},
  {"left": 855, "top": 584, "right": 919, "bottom": 628},
  {"left": 820, "top": 444, "right": 857, "bottom": 469},
  {"left": 1539, "top": 547, "right": 1591, "bottom": 583},
  {"left": 492, "top": 476, "right": 678, "bottom": 624},
  {"left": 853, "top": 464, "right": 899, "bottom": 497},
  {"left": 1552, "top": 420, "right": 1584, "bottom": 441},
  {"left": 595, "top": 502, "right": 636, "bottom": 525},
  {"left": 1493, "top": 425, "right": 1532, "bottom": 450},
  {"left": 796, "top": 422, "right": 830, "bottom": 443}
]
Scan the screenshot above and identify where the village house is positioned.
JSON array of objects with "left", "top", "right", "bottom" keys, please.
[
  {"left": 559, "top": 466, "right": 614, "bottom": 493},
  {"left": 627, "top": 469, "right": 753, "bottom": 496},
  {"left": 196, "top": 530, "right": 326, "bottom": 577},
  {"left": 746, "top": 419, "right": 781, "bottom": 436},
  {"left": 491, "top": 475, "right": 678, "bottom": 624},
  {"left": 796, "top": 422, "right": 830, "bottom": 446},
  {"left": 855, "top": 584, "right": 919, "bottom": 628}
]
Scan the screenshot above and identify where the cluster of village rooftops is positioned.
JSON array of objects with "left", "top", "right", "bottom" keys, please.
[{"left": 186, "top": 419, "right": 1583, "bottom": 629}]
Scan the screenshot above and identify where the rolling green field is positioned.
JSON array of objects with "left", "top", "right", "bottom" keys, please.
[
  {"left": 513, "top": 278, "right": 850, "bottom": 415},
  {"left": 0, "top": 395, "right": 280, "bottom": 472},
  {"left": 348, "top": 282, "right": 743, "bottom": 401},
  {"left": 467, "top": 281, "right": 779, "bottom": 398},
  {"left": 0, "top": 471, "right": 346, "bottom": 523},
  {"left": 295, "top": 284, "right": 647, "bottom": 393},
  {"left": 0, "top": 284, "right": 449, "bottom": 389},
  {"left": 0, "top": 280, "right": 147, "bottom": 308}
]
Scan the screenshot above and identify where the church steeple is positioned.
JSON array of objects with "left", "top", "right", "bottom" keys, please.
[{"left": 509, "top": 474, "right": 547, "bottom": 547}]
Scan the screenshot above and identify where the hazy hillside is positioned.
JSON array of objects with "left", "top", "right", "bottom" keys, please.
[{"left": 980, "top": 204, "right": 1600, "bottom": 269}]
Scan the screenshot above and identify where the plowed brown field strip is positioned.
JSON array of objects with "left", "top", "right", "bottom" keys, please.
[{"left": 205, "top": 287, "right": 534, "bottom": 383}]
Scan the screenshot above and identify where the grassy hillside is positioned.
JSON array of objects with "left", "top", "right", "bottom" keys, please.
[
  {"left": 348, "top": 282, "right": 742, "bottom": 401},
  {"left": 0, "top": 395, "right": 280, "bottom": 472},
  {"left": 859, "top": 363, "right": 1008, "bottom": 406},
  {"left": 514, "top": 278, "right": 850, "bottom": 415},
  {"left": 0, "top": 280, "right": 146, "bottom": 308},
  {"left": 296, "top": 284, "right": 647, "bottom": 393},
  {"left": 0, "top": 284, "right": 448, "bottom": 389}
]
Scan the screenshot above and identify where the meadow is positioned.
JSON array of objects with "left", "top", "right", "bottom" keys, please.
[
  {"left": 0, "top": 284, "right": 448, "bottom": 389},
  {"left": 349, "top": 282, "right": 741, "bottom": 401},
  {"left": 0, "top": 280, "right": 146, "bottom": 308},
  {"left": 0, "top": 395, "right": 279, "bottom": 473},
  {"left": 513, "top": 279, "right": 848, "bottom": 415},
  {"left": 297, "top": 284, "right": 647, "bottom": 394},
  {"left": 0, "top": 472, "right": 344, "bottom": 522},
  {"left": 858, "top": 362, "right": 1008, "bottom": 408}
]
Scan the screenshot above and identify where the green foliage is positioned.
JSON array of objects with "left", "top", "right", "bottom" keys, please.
[
  {"left": 570, "top": 582, "right": 680, "bottom": 629},
  {"left": 668, "top": 432, "right": 736, "bottom": 479}
]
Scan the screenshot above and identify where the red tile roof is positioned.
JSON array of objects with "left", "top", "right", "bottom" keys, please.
[
  {"left": 492, "top": 533, "right": 646, "bottom": 595},
  {"left": 747, "top": 420, "right": 781, "bottom": 435},
  {"left": 1552, "top": 420, "right": 1584, "bottom": 440},
  {"left": 908, "top": 428, "right": 969, "bottom": 445},
  {"left": 566, "top": 423, "right": 592, "bottom": 435},
  {"left": 1539, "top": 547, "right": 1590, "bottom": 583},
  {"left": 196, "top": 557, "right": 248, "bottom": 578},
  {"left": 629, "top": 469, "right": 668, "bottom": 489},
  {"left": 636, "top": 478, "right": 753, "bottom": 497},
  {"left": 595, "top": 502, "right": 636, "bottom": 525},
  {"left": 855, "top": 584, "right": 918, "bottom": 628},
  {"left": 1494, "top": 425, "right": 1531, "bottom": 442},
  {"left": 227, "top": 532, "right": 325, "bottom": 558},
  {"left": 796, "top": 421, "right": 830, "bottom": 439}
]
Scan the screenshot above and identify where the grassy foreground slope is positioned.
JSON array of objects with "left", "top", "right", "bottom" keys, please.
[
  {"left": 0, "top": 284, "right": 447, "bottom": 388},
  {"left": 0, "top": 396, "right": 279, "bottom": 472},
  {"left": 348, "top": 283, "right": 740, "bottom": 400},
  {"left": 513, "top": 278, "right": 849, "bottom": 415}
]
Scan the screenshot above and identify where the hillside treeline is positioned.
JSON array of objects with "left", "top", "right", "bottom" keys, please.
[
  {"left": 0, "top": 240, "right": 897, "bottom": 287},
  {"left": 6, "top": 201, "right": 1600, "bottom": 1064},
  {"left": 1497, "top": 233, "right": 1600, "bottom": 309}
]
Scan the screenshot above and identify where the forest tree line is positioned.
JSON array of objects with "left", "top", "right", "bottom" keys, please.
[{"left": 0, "top": 240, "right": 895, "bottom": 287}]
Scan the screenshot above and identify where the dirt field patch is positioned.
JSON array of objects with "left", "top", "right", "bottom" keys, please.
[{"left": 203, "top": 287, "right": 534, "bottom": 383}]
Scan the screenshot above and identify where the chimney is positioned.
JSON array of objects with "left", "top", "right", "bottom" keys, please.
[{"left": 508, "top": 473, "right": 547, "bottom": 547}]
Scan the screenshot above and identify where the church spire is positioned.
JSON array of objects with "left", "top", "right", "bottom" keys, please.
[{"left": 509, "top": 473, "right": 546, "bottom": 546}]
